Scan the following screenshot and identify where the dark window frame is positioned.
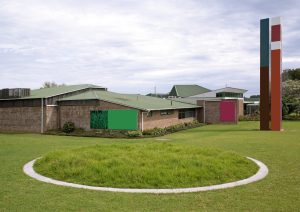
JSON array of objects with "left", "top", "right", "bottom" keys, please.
[{"left": 178, "top": 109, "right": 195, "bottom": 119}]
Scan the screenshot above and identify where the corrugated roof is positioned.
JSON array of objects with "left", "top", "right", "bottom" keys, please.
[
  {"left": 169, "top": 85, "right": 211, "bottom": 97},
  {"left": 168, "top": 98, "right": 198, "bottom": 105},
  {"left": 213, "top": 87, "right": 247, "bottom": 94},
  {"left": 59, "top": 90, "right": 200, "bottom": 111},
  {"left": 20, "top": 84, "right": 106, "bottom": 99},
  {"left": 189, "top": 87, "right": 247, "bottom": 98}
]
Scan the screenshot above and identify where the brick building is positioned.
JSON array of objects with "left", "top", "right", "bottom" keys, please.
[
  {"left": 169, "top": 85, "right": 247, "bottom": 117},
  {"left": 0, "top": 85, "right": 201, "bottom": 133}
]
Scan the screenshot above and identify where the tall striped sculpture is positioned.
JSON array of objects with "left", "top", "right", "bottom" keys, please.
[{"left": 260, "top": 17, "right": 282, "bottom": 131}]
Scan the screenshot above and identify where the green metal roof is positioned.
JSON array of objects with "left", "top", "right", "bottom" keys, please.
[
  {"left": 21, "top": 84, "right": 106, "bottom": 99},
  {"left": 59, "top": 90, "right": 200, "bottom": 111},
  {"left": 169, "top": 85, "right": 211, "bottom": 97},
  {"left": 169, "top": 98, "right": 198, "bottom": 105}
]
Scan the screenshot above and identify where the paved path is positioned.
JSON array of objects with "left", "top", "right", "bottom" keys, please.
[{"left": 23, "top": 157, "right": 268, "bottom": 194}]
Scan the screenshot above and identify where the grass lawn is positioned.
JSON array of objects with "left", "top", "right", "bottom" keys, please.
[
  {"left": 34, "top": 144, "right": 257, "bottom": 188},
  {"left": 0, "top": 121, "right": 299, "bottom": 211}
]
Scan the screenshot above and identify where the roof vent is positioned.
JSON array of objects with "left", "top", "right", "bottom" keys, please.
[{"left": 0, "top": 88, "right": 31, "bottom": 99}]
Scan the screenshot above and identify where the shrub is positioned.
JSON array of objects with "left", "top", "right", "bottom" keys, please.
[
  {"left": 127, "top": 130, "right": 143, "bottom": 138},
  {"left": 166, "top": 123, "right": 185, "bottom": 132},
  {"left": 239, "top": 110, "right": 260, "bottom": 121},
  {"left": 142, "top": 127, "right": 166, "bottom": 136},
  {"left": 143, "top": 121, "right": 202, "bottom": 137},
  {"left": 283, "top": 113, "right": 300, "bottom": 120},
  {"left": 239, "top": 115, "right": 260, "bottom": 121},
  {"left": 62, "top": 122, "right": 75, "bottom": 133}
]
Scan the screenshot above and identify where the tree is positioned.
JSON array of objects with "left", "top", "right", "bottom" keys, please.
[
  {"left": 41, "top": 82, "right": 66, "bottom": 88},
  {"left": 282, "top": 68, "right": 300, "bottom": 81},
  {"left": 282, "top": 80, "right": 300, "bottom": 115},
  {"left": 282, "top": 80, "right": 300, "bottom": 99}
]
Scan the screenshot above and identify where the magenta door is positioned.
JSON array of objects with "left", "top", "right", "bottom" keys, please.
[{"left": 220, "top": 101, "right": 236, "bottom": 122}]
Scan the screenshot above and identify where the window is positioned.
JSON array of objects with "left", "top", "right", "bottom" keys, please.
[
  {"left": 178, "top": 109, "right": 195, "bottom": 119},
  {"left": 216, "top": 92, "right": 243, "bottom": 98},
  {"left": 160, "top": 110, "right": 174, "bottom": 116}
]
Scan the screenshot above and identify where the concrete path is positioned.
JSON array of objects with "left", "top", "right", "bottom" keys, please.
[{"left": 23, "top": 157, "right": 268, "bottom": 194}]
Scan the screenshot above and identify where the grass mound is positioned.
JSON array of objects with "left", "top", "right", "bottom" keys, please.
[{"left": 34, "top": 143, "right": 258, "bottom": 188}]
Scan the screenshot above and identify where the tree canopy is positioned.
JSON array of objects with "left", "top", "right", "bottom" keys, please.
[{"left": 41, "top": 82, "right": 66, "bottom": 88}]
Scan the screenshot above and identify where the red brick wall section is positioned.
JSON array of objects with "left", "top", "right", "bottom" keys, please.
[
  {"left": 0, "top": 107, "right": 41, "bottom": 132},
  {"left": 142, "top": 110, "right": 196, "bottom": 130},
  {"left": 205, "top": 101, "right": 221, "bottom": 124}
]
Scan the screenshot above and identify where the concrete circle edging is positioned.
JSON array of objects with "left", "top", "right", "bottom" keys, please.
[{"left": 23, "top": 157, "right": 268, "bottom": 194}]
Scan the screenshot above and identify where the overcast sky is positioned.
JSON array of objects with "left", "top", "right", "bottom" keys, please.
[{"left": 0, "top": 0, "right": 299, "bottom": 96}]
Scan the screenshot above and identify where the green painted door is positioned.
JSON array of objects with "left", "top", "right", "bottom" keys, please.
[{"left": 90, "top": 111, "right": 108, "bottom": 129}]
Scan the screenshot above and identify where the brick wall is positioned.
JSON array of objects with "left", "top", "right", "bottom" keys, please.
[
  {"left": 141, "top": 110, "right": 196, "bottom": 130},
  {"left": 0, "top": 100, "right": 198, "bottom": 132},
  {"left": 0, "top": 107, "right": 41, "bottom": 132},
  {"left": 45, "top": 106, "right": 58, "bottom": 131},
  {"left": 238, "top": 99, "right": 244, "bottom": 116},
  {"left": 60, "top": 101, "right": 197, "bottom": 131}
]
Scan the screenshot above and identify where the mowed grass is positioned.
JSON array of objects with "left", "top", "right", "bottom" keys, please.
[
  {"left": 34, "top": 144, "right": 258, "bottom": 188},
  {"left": 0, "top": 121, "right": 299, "bottom": 211}
]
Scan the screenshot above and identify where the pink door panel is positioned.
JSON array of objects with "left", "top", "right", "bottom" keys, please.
[{"left": 220, "top": 101, "right": 236, "bottom": 122}]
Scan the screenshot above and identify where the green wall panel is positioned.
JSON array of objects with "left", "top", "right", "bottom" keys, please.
[{"left": 108, "top": 110, "right": 138, "bottom": 130}]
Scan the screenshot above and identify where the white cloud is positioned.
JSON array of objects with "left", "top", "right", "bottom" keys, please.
[{"left": 0, "top": 0, "right": 300, "bottom": 95}]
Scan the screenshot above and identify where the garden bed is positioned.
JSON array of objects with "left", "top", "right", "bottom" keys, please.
[{"left": 45, "top": 121, "right": 205, "bottom": 138}]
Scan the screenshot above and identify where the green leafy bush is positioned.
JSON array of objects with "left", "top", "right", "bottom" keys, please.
[
  {"left": 127, "top": 130, "right": 143, "bottom": 137},
  {"left": 143, "top": 127, "right": 167, "bottom": 136},
  {"left": 283, "top": 113, "right": 300, "bottom": 120},
  {"left": 143, "top": 121, "right": 202, "bottom": 137},
  {"left": 49, "top": 120, "right": 203, "bottom": 138},
  {"left": 62, "top": 122, "right": 75, "bottom": 133},
  {"left": 239, "top": 110, "right": 260, "bottom": 121}
]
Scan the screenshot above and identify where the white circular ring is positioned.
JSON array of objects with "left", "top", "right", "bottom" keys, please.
[{"left": 23, "top": 157, "right": 268, "bottom": 194}]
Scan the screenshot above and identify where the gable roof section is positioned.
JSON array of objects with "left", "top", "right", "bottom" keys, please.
[
  {"left": 169, "top": 98, "right": 198, "bottom": 105},
  {"left": 59, "top": 90, "right": 200, "bottom": 111},
  {"left": 190, "top": 87, "right": 247, "bottom": 98},
  {"left": 169, "top": 85, "right": 211, "bottom": 97},
  {"left": 20, "top": 84, "right": 106, "bottom": 99}
]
